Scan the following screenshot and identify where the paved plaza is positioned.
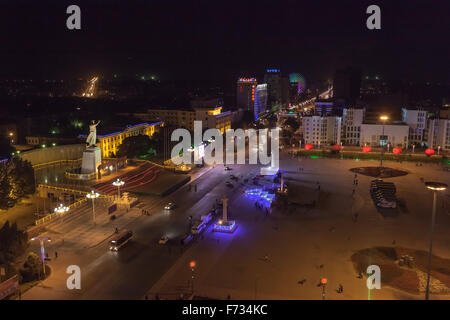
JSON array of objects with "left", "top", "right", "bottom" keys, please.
[{"left": 147, "top": 154, "right": 450, "bottom": 300}]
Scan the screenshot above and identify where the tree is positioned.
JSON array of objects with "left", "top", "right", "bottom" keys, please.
[
  {"left": 20, "top": 252, "right": 43, "bottom": 282},
  {"left": 0, "top": 157, "right": 35, "bottom": 210},
  {"left": 0, "top": 136, "right": 15, "bottom": 159},
  {"left": 0, "top": 164, "right": 14, "bottom": 209},
  {"left": 117, "top": 134, "right": 153, "bottom": 158},
  {"left": 284, "top": 117, "right": 300, "bottom": 132},
  {"left": 0, "top": 221, "right": 28, "bottom": 265}
]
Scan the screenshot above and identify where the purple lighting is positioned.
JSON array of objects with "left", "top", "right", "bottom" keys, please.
[{"left": 213, "top": 220, "right": 237, "bottom": 233}]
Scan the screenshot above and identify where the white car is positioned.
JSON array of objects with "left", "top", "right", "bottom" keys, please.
[
  {"left": 164, "top": 202, "right": 176, "bottom": 210},
  {"left": 158, "top": 236, "right": 169, "bottom": 245}
]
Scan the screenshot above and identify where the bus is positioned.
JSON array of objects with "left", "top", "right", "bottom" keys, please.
[
  {"left": 191, "top": 220, "right": 207, "bottom": 235},
  {"left": 109, "top": 230, "right": 133, "bottom": 251}
]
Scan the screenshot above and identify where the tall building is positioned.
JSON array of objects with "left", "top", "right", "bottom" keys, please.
[
  {"left": 236, "top": 78, "right": 257, "bottom": 111},
  {"left": 342, "top": 108, "right": 365, "bottom": 145},
  {"left": 264, "top": 69, "right": 282, "bottom": 107},
  {"left": 333, "top": 67, "right": 361, "bottom": 102},
  {"left": 402, "top": 108, "right": 428, "bottom": 147},
  {"left": 302, "top": 116, "right": 341, "bottom": 146},
  {"left": 254, "top": 84, "right": 268, "bottom": 121}
]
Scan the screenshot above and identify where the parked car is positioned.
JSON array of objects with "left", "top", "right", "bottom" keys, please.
[
  {"left": 226, "top": 181, "right": 234, "bottom": 188},
  {"left": 224, "top": 166, "right": 231, "bottom": 171}
]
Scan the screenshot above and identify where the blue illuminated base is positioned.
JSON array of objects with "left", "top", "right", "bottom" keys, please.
[{"left": 213, "top": 220, "right": 237, "bottom": 233}]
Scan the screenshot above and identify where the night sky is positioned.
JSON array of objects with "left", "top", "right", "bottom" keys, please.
[{"left": 1, "top": 0, "right": 449, "bottom": 82}]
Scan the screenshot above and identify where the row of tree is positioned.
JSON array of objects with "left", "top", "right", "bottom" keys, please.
[
  {"left": 0, "top": 221, "right": 44, "bottom": 283},
  {"left": 0, "top": 157, "right": 35, "bottom": 210}
]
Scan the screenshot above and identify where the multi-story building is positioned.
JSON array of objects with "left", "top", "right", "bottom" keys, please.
[
  {"left": 137, "top": 103, "right": 231, "bottom": 134},
  {"left": 302, "top": 116, "right": 341, "bottom": 146},
  {"left": 342, "top": 108, "right": 365, "bottom": 145},
  {"left": 142, "top": 108, "right": 196, "bottom": 131},
  {"left": 264, "top": 69, "right": 282, "bottom": 106},
  {"left": 401, "top": 108, "right": 428, "bottom": 147},
  {"left": 254, "top": 84, "right": 268, "bottom": 120},
  {"left": 427, "top": 118, "right": 450, "bottom": 151},
  {"left": 236, "top": 78, "right": 257, "bottom": 111},
  {"left": 79, "top": 122, "right": 163, "bottom": 158},
  {"left": 360, "top": 123, "right": 409, "bottom": 148}
]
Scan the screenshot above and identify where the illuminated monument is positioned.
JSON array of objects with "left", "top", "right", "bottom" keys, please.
[
  {"left": 213, "top": 195, "right": 237, "bottom": 233},
  {"left": 81, "top": 120, "right": 102, "bottom": 174}
]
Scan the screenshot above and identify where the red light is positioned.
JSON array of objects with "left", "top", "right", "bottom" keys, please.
[
  {"left": 305, "top": 143, "right": 313, "bottom": 150},
  {"left": 189, "top": 261, "right": 196, "bottom": 268},
  {"left": 320, "top": 278, "right": 327, "bottom": 285},
  {"left": 425, "top": 148, "right": 435, "bottom": 156},
  {"left": 332, "top": 145, "right": 341, "bottom": 151},
  {"left": 393, "top": 147, "right": 402, "bottom": 154},
  {"left": 362, "top": 146, "right": 371, "bottom": 153}
]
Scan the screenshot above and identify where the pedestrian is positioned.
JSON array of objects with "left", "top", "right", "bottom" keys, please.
[
  {"left": 115, "top": 227, "right": 118, "bottom": 233},
  {"left": 355, "top": 179, "right": 358, "bottom": 186},
  {"left": 352, "top": 189, "right": 355, "bottom": 196},
  {"left": 55, "top": 251, "right": 58, "bottom": 259},
  {"left": 227, "top": 294, "right": 231, "bottom": 300},
  {"left": 338, "top": 284, "right": 343, "bottom": 293},
  {"left": 317, "top": 184, "right": 321, "bottom": 191}
]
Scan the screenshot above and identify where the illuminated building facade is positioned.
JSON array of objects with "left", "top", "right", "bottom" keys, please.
[
  {"left": 303, "top": 116, "right": 342, "bottom": 146},
  {"left": 254, "top": 84, "right": 268, "bottom": 120},
  {"left": 236, "top": 78, "right": 257, "bottom": 111},
  {"left": 80, "top": 122, "right": 163, "bottom": 158}
]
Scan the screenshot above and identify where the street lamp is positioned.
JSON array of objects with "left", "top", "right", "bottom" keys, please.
[
  {"left": 86, "top": 190, "right": 100, "bottom": 224},
  {"left": 379, "top": 115, "right": 389, "bottom": 167},
  {"left": 31, "top": 236, "right": 51, "bottom": 277},
  {"left": 112, "top": 179, "right": 125, "bottom": 199},
  {"left": 424, "top": 181, "right": 448, "bottom": 300},
  {"left": 189, "top": 261, "right": 196, "bottom": 294}
]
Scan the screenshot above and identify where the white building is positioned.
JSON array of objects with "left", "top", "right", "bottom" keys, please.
[
  {"left": 302, "top": 116, "right": 341, "bottom": 146},
  {"left": 342, "top": 108, "right": 365, "bottom": 145},
  {"left": 427, "top": 118, "right": 450, "bottom": 151},
  {"left": 360, "top": 124, "right": 409, "bottom": 148},
  {"left": 402, "top": 108, "right": 427, "bottom": 146}
]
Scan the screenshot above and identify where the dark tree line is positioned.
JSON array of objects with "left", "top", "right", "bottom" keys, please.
[{"left": 0, "top": 157, "right": 35, "bottom": 210}]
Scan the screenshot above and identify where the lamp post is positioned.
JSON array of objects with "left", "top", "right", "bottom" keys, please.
[
  {"left": 320, "top": 278, "right": 327, "bottom": 300},
  {"left": 31, "top": 236, "right": 51, "bottom": 277},
  {"left": 424, "top": 181, "right": 448, "bottom": 300},
  {"left": 189, "top": 261, "right": 196, "bottom": 294},
  {"left": 379, "top": 115, "right": 389, "bottom": 168},
  {"left": 86, "top": 190, "right": 100, "bottom": 224},
  {"left": 112, "top": 179, "right": 125, "bottom": 200},
  {"left": 54, "top": 203, "right": 69, "bottom": 224}
]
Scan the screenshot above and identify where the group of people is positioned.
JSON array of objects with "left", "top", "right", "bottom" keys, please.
[{"left": 142, "top": 209, "right": 150, "bottom": 216}]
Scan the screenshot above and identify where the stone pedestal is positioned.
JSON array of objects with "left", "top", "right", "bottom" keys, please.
[{"left": 81, "top": 146, "right": 101, "bottom": 174}]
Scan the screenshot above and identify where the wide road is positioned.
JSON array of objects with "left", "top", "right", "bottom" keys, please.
[{"left": 23, "top": 163, "right": 262, "bottom": 300}]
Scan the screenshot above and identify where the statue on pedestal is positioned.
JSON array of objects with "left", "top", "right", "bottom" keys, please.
[{"left": 86, "top": 120, "right": 100, "bottom": 147}]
